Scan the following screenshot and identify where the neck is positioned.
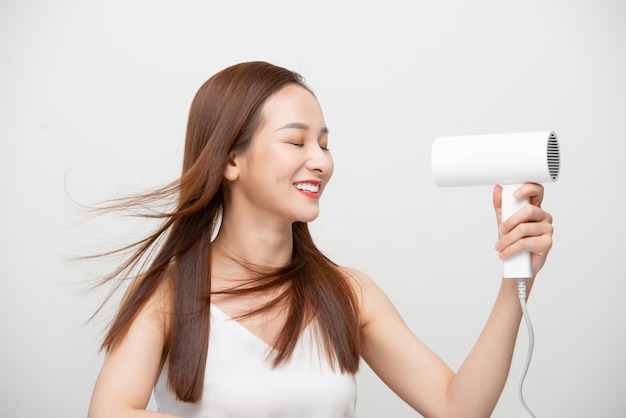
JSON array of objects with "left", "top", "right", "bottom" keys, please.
[{"left": 212, "top": 209, "right": 294, "bottom": 270}]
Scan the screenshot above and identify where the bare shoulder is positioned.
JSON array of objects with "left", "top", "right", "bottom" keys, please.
[
  {"left": 122, "top": 266, "right": 175, "bottom": 339},
  {"left": 338, "top": 266, "right": 398, "bottom": 328},
  {"left": 338, "top": 265, "right": 379, "bottom": 288},
  {"left": 147, "top": 266, "right": 176, "bottom": 335}
]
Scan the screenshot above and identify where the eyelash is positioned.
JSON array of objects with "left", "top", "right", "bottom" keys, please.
[{"left": 289, "top": 142, "right": 330, "bottom": 151}]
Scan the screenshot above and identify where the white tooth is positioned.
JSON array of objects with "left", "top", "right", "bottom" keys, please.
[{"left": 295, "top": 183, "right": 319, "bottom": 192}]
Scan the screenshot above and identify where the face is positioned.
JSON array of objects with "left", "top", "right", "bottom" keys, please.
[{"left": 224, "top": 84, "right": 334, "bottom": 225}]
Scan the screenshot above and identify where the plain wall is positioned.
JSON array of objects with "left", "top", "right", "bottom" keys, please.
[{"left": 1, "top": 1, "right": 625, "bottom": 416}]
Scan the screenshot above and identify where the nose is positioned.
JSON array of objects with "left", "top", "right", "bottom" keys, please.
[{"left": 305, "top": 145, "right": 333, "bottom": 175}]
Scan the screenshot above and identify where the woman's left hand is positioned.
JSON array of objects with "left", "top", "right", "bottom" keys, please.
[{"left": 493, "top": 183, "right": 554, "bottom": 277}]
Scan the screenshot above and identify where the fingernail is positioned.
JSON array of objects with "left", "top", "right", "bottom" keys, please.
[
  {"left": 495, "top": 242, "right": 502, "bottom": 251},
  {"left": 500, "top": 224, "right": 508, "bottom": 234}
]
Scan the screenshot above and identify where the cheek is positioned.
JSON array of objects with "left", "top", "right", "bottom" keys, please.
[{"left": 326, "top": 155, "right": 335, "bottom": 179}]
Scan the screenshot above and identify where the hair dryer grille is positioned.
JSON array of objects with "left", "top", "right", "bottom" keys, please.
[{"left": 547, "top": 132, "right": 560, "bottom": 181}]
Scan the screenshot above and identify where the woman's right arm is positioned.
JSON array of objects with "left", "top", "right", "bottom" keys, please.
[{"left": 87, "top": 282, "right": 178, "bottom": 418}]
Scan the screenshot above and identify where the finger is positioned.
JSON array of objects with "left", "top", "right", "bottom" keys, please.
[
  {"left": 495, "top": 221, "right": 554, "bottom": 251},
  {"left": 512, "top": 183, "right": 544, "bottom": 207},
  {"left": 492, "top": 185, "right": 503, "bottom": 224},
  {"left": 497, "top": 233, "right": 553, "bottom": 262},
  {"left": 499, "top": 204, "right": 553, "bottom": 236}
]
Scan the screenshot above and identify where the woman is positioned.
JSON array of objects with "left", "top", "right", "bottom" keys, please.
[{"left": 88, "top": 61, "right": 554, "bottom": 417}]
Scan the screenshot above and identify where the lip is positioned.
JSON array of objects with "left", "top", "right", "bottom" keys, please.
[
  {"left": 294, "top": 179, "right": 321, "bottom": 186},
  {"left": 293, "top": 179, "right": 322, "bottom": 199}
]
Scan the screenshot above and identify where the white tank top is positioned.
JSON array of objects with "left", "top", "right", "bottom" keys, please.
[{"left": 154, "top": 304, "right": 357, "bottom": 417}]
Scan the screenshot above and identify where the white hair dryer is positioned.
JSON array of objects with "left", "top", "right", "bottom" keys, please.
[{"left": 431, "top": 131, "right": 560, "bottom": 279}]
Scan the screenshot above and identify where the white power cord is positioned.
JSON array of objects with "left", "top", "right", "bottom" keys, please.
[{"left": 517, "top": 278, "right": 537, "bottom": 418}]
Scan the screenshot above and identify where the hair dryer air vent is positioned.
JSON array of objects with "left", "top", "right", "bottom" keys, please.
[{"left": 547, "top": 132, "right": 560, "bottom": 181}]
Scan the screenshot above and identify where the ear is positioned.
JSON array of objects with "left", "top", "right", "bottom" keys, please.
[{"left": 223, "top": 151, "right": 240, "bottom": 182}]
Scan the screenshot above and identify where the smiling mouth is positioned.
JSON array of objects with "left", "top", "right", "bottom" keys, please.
[{"left": 294, "top": 182, "right": 320, "bottom": 193}]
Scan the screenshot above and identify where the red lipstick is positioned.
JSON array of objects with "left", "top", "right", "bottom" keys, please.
[{"left": 293, "top": 179, "right": 321, "bottom": 199}]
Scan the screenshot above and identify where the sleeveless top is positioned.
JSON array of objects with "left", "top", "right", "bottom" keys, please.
[{"left": 153, "top": 305, "right": 357, "bottom": 417}]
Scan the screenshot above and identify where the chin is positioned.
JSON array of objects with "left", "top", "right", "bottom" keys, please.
[{"left": 295, "top": 211, "right": 320, "bottom": 223}]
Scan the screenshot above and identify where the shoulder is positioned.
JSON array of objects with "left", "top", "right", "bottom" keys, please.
[
  {"left": 121, "top": 267, "right": 175, "bottom": 341},
  {"left": 149, "top": 267, "right": 176, "bottom": 336},
  {"left": 337, "top": 266, "right": 397, "bottom": 329},
  {"left": 338, "top": 266, "right": 377, "bottom": 295}
]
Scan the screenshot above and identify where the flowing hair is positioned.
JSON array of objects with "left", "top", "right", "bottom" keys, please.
[{"left": 95, "top": 61, "right": 361, "bottom": 402}]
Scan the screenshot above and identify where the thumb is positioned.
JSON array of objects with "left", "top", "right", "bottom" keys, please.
[{"left": 493, "top": 184, "right": 503, "bottom": 225}]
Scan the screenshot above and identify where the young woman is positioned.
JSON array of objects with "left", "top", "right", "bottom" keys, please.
[{"left": 87, "top": 61, "right": 554, "bottom": 418}]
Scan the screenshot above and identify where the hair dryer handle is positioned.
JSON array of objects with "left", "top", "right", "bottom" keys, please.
[{"left": 501, "top": 184, "right": 533, "bottom": 279}]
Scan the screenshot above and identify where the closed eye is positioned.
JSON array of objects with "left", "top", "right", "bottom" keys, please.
[{"left": 285, "top": 141, "right": 329, "bottom": 150}]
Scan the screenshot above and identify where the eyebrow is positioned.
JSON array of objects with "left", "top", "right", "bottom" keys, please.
[{"left": 276, "top": 122, "right": 329, "bottom": 134}]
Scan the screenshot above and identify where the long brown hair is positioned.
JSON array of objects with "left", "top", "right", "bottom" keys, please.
[{"left": 96, "top": 61, "right": 361, "bottom": 402}]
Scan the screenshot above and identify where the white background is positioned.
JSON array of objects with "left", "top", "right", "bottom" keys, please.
[{"left": 1, "top": 1, "right": 625, "bottom": 417}]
